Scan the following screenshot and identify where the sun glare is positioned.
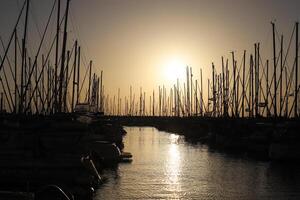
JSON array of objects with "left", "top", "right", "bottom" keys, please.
[{"left": 163, "top": 57, "right": 186, "bottom": 83}]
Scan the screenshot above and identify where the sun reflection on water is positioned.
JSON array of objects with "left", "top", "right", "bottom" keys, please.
[{"left": 166, "top": 134, "right": 182, "bottom": 197}]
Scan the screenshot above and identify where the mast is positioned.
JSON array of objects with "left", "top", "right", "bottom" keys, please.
[
  {"left": 295, "top": 22, "right": 299, "bottom": 118},
  {"left": 242, "top": 50, "right": 246, "bottom": 118},
  {"left": 88, "top": 60, "right": 92, "bottom": 103},
  {"left": 235, "top": 60, "right": 239, "bottom": 117},
  {"left": 225, "top": 59, "right": 229, "bottom": 117},
  {"left": 200, "top": 68, "right": 203, "bottom": 116},
  {"left": 63, "top": 51, "right": 70, "bottom": 112},
  {"left": 212, "top": 63, "right": 216, "bottom": 117},
  {"left": 186, "top": 66, "right": 190, "bottom": 116},
  {"left": 254, "top": 44, "right": 258, "bottom": 117},
  {"left": 177, "top": 79, "right": 180, "bottom": 116},
  {"left": 266, "top": 60, "right": 270, "bottom": 116},
  {"left": 285, "top": 67, "right": 288, "bottom": 117},
  {"left": 14, "top": 29, "right": 18, "bottom": 113},
  {"left": 99, "top": 70, "right": 103, "bottom": 112},
  {"left": 71, "top": 40, "right": 77, "bottom": 112},
  {"left": 231, "top": 52, "right": 236, "bottom": 117},
  {"left": 279, "top": 35, "right": 283, "bottom": 117},
  {"left": 272, "top": 22, "right": 277, "bottom": 117},
  {"left": 130, "top": 86, "right": 132, "bottom": 115},
  {"left": 207, "top": 79, "right": 210, "bottom": 114},
  {"left": 257, "top": 43, "right": 260, "bottom": 116},
  {"left": 54, "top": 0, "right": 60, "bottom": 112},
  {"left": 250, "top": 54, "right": 254, "bottom": 117},
  {"left": 76, "top": 46, "right": 81, "bottom": 104},
  {"left": 195, "top": 79, "right": 198, "bottom": 115},
  {"left": 190, "top": 67, "right": 193, "bottom": 115},
  {"left": 20, "top": 0, "right": 30, "bottom": 113},
  {"left": 222, "top": 57, "right": 225, "bottom": 116},
  {"left": 58, "top": 0, "right": 70, "bottom": 112}
]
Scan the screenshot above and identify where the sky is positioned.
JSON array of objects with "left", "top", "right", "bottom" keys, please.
[{"left": 0, "top": 0, "right": 300, "bottom": 100}]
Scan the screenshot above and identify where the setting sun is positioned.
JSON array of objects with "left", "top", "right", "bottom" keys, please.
[{"left": 163, "top": 57, "right": 186, "bottom": 83}]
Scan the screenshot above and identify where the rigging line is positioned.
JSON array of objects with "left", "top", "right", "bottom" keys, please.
[
  {"left": 0, "top": 0, "right": 26, "bottom": 72},
  {"left": 70, "top": 9, "right": 90, "bottom": 70},
  {"left": 78, "top": 64, "right": 89, "bottom": 100},
  {"left": 268, "top": 24, "right": 296, "bottom": 111},
  {"left": 23, "top": 0, "right": 57, "bottom": 95},
  {"left": 0, "top": 76, "right": 13, "bottom": 112},
  {"left": 0, "top": 36, "right": 20, "bottom": 97},
  {"left": 24, "top": 15, "right": 61, "bottom": 112},
  {"left": 29, "top": 0, "right": 42, "bottom": 39},
  {"left": 15, "top": 0, "right": 35, "bottom": 59},
  {"left": 267, "top": 25, "right": 295, "bottom": 108},
  {"left": 0, "top": 56, "right": 14, "bottom": 110},
  {"left": 280, "top": 60, "right": 295, "bottom": 112},
  {"left": 0, "top": 37, "right": 16, "bottom": 77},
  {"left": 282, "top": 24, "right": 296, "bottom": 75},
  {"left": 66, "top": 44, "right": 76, "bottom": 83},
  {"left": 46, "top": 44, "right": 75, "bottom": 108}
]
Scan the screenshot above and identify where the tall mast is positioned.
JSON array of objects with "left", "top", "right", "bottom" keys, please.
[
  {"left": 63, "top": 51, "right": 70, "bottom": 112},
  {"left": 195, "top": 79, "right": 198, "bottom": 115},
  {"left": 207, "top": 79, "right": 210, "bottom": 114},
  {"left": 76, "top": 46, "right": 81, "bottom": 104},
  {"left": 190, "top": 67, "right": 193, "bottom": 115},
  {"left": 254, "top": 44, "right": 258, "bottom": 117},
  {"left": 257, "top": 43, "right": 260, "bottom": 116},
  {"left": 221, "top": 57, "right": 225, "bottom": 116},
  {"left": 225, "top": 59, "right": 229, "bottom": 117},
  {"left": 99, "top": 70, "right": 103, "bottom": 112},
  {"left": 186, "top": 66, "right": 190, "bottom": 116},
  {"left": 242, "top": 50, "right": 246, "bottom": 118},
  {"left": 152, "top": 90, "right": 155, "bottom": 116},
  {"left": 266, "top": 60, "right": 270, "bottom": 116},
  {"left": 285, "top": 67, "right": 288, "bottom": 117},
  {"left": 200, "top": 68, "right": 203, "bottom": 116},
  {"left": 71, "top": 40, "right": 77, "bottom": 112},
  {"left": 58, "top": 0, "right": 70, "bottom": 112},
  {"left": 20, "top": 0, "right": 30, "bottom": 113},
  {"left": 279, "top": 35, "right": 283, "bottom": 117},
  {"left": 231, "top": 52, "right": 236, "bottom": 117},
  {"left": 236, "top": 60, "right": 239, "bottom": 117},
  {"left": 88, "top": 60, "right": 92, "bottom": 103},
  {"left": 54, "top": 0, "right": 60, "bottom": 113},
  {"left": 130, "top": 86, "right": 132, "bottom": 115},
  {"left": 250, "top": 54, "right": 254, "bottom": 117},
  {"left": 14, "top": 29, "right": 18, "bottom": 113},
  {"left": 295, "top": 22, "right": 299, "bottom": 118},
  {"left": 177, "top": 79, "right": 180, "bottom": 116},
  {"left": 272, "top": 22, "right": 277, "bottom": 117},
  {"left": 212, "top": 63, "right": 216, "bottom": 117}
]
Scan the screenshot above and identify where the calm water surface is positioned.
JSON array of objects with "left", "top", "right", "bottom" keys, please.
[{"left": 96, "top": 127, "right": 300, "bottom": 199}]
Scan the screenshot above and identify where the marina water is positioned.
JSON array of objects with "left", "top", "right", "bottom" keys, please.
[{"left": 96, "top": 127, "right": 300, "bottom": 199}]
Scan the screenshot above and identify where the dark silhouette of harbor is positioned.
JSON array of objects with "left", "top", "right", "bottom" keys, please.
[{"left": 0, "top": 0, "right": 300, "bottom": 199}]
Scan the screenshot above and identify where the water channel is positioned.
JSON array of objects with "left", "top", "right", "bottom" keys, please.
[{"left": 96, "top": 127, "right": 300, "bottom": 199}]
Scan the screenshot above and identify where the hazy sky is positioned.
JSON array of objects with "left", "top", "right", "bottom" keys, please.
[{"left": 1, "top": 0, "right": 300, "bottom": 98}]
